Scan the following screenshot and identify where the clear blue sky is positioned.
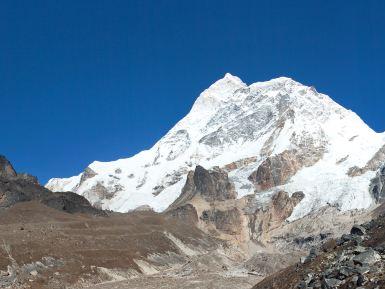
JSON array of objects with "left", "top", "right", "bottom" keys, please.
[{"left": 1, "top": 0, "right": 384, "bottom": 184}]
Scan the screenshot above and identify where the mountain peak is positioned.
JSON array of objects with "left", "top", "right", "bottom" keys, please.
[
  {"left": 222, "top": 72, "right": 244, "bottom": 83},
  {"left": 46, "top": 75, "right": 385, "bottom": 221},
  {"left": 214, "top": 72, "right": 245, "bottom": 87}
]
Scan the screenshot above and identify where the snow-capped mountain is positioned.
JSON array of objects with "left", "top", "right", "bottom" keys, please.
[{"left": 46, "top": 74, "right": 385, "bottom": 220}]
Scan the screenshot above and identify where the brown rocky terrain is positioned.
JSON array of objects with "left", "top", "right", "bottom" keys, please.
[
  {"left": 0, "top": 201, "right": 225, "bottom": 289},
  {"left": 0, "top": 157, "right": 222, "bottom": 288}
]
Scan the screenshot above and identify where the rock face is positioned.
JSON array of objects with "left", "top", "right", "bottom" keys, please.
[
  {"left": 0, "top": 155, "right": 17, "bottom": 178},
  {"left": 248, "top": 149, "right": 323, "bottom": 191},
  {"left": 168, "top": 165, "right": 305, "bottom": 248},
  {"left": 46, "top": 74, "right": 385, "bottom": 221},
  {"left": 369, "top": 163, "right": 385, "bottom": 202},
  {"left": 247, "top": 191, "right": 305, "bottom": 241},
  {"left": 0, "top": 155, "right": 104, "bottom": 216},
  {"left": 172, "top": 165, "right": 237, "bottom": 208}
]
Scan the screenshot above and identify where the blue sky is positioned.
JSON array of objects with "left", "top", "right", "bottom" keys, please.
[{"left": 1, "top": 0, "right": 384, "bottom": 183}]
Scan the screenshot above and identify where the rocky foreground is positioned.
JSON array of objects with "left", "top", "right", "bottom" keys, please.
[{"left": 253, "top": 206, "right": 385, "bottom": 289}]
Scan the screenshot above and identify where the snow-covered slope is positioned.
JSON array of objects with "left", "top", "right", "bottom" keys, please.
[{"left": 46, "top": 74, "right": 385, "bottom": 220}]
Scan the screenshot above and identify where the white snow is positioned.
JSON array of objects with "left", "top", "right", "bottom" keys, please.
[{"left": 46, "top": 74, "right": 385, "bottom": 220}]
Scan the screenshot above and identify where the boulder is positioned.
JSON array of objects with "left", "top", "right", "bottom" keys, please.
[
  {"left": 351, "top": 225, "right": 367, "bottom": 236},
  {"left": 352, "top": 248, "right": 381, "bottom": 265}
]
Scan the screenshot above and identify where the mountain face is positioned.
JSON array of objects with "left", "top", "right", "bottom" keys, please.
[{"left": 46, "top": 74, "right": 385, "bottom": 220}]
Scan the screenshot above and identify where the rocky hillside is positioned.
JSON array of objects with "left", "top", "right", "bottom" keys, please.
[
  {"left": 252, "top": 206, "right": 385, "bottom": 289},
  {"left": 46, "top": 74, "right": 385, "bottom": 223}
]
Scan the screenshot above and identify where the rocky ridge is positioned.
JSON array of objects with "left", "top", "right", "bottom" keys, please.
[{"left": 0, "top": 155, "right": 104, "bottom": 216}]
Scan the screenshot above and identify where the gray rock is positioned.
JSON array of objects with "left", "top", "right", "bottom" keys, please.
[
  {"left": 338, "top": 266, "right": 354, "bottom": 278},
  {"left": 355, "top": 266, "right": 370, "bottom": 274},
  {"left": 353, "top": 248, "right": 381, "bottom": 265},
  {"left": 322, "top": 277, "right": 342, "bottom": 288},
  {"left": 352, "top": 246, "right": 367, "bottom": 254}
]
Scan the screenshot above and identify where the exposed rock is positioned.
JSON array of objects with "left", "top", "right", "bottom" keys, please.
[
  {"left": 172, "top": 165, "right": 237, "bottom": 207},
  {"left": 78, "top": 167, "right": 98, "bottom": 187},
  {"left": 16, "top": 173, "right": 39, "bottom": 184},
  {"left": 41, "top": 191, "right": 105, "bottom": 215},
  {"left": 166, "top": 204, "right": 198, "bottom": 224},
  {"left": 352, "top": 249, "right": 381, "bottom": 265},
  {"left": 248, "top": 191, "right": 305, "bottom": 240},
  {"left": 0, "top": 155, "right": 105, "bottom": 216},
  {"left": 167, "top": 165, "right": 308, "bottom": 252},
  {"left": 248, "top": 149, "right": 323, "bottom": 192},
  {"left": 0, "top": 155, "right": 17, "bottom": 178},
  {"left": 152, "top": 185, "right": 165, "bottom": 196},
  {"left": 152, "top": 168, "right": 188, "bottom": 196},
  {"left": 223, "top": 156, "right": 258, "bottom": 172},
  {"left": 84, "top": 182, "right": 118, "bottom": 202},
  {"left": 200, "top": 207, "right": 243, "bottom": 235},
  {"left": 369, "top": 163, "right": 385, "bottom": 203},
  {"left": 248, "top": 150, "right": 302, "bottom": 191}
]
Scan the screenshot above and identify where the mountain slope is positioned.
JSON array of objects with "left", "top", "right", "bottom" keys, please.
[{"left": 46, "top": 74, "right": 385, "bottom": 219}]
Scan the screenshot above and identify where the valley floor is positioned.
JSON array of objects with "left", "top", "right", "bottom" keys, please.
[
  {"left": 0, "top": 201, "right": 262, "bottom": 289},
  {"left": 88, "top": 272, "right": 260, "bottom": 289}
]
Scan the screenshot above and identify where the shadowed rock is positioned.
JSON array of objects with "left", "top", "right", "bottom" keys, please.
[{"left": 0, "top": 155, "right": 105, "bottom": 216}]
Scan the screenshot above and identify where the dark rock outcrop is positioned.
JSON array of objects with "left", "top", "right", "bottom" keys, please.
[
  {"left": 172, "top": 165, "right": 237, "bottom": 207},
  {"left": 0, "top": 155, "right": 105, "bottom": 216}
]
